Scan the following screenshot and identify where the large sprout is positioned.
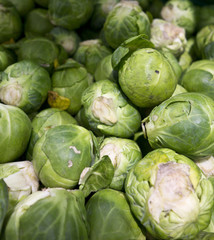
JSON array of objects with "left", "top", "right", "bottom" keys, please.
[
  {"left": 143, "top": 92, "right": 214, "bottom": 159},
  {"left": 7, "top": 0, "right": 35, "bottom": 17},
  {"left": 161, "top": 0, "right": 196, "bottom": 36},
  {"left": 49, "top": 58, "right": 93, "bottom": 115},
  {"left": 180, "top": 60, "right": 214, "bottom": 100},
  {"left": 4, "top": 188, "right": 88, "bottom": 240},
  {"left": 125, "top": 148, "right": 214, "bottom": 239},
  {"left": 118, "top": 48, "right": 177, "bottom": 108},
  {"left": 74, "top": 39, "right": 112, "bottom": 75},
  {"left": 150, "top": 19, "right": 187, "bottom": 56},
  {"left": 103, "top": 1, "right": 150, "bottom": 49},
  {"left": 0, "top": 104, "right": 32, "bottom": 163},
  {"left": 0, "top": 60, "right": 51, "bottom": 114},
  {"left": 86, "top": 189, "right": 146, "bottom": 240},
  {"left": 0, "top": 0, "right": 22, "bottom": 43},
  {"left": 81, "top": 79, "right": 141, "bottom": 138},
  {"left": 32, "top": 124, "right": 97, "bottom": 188},
  {"left": 48, "top": 0, "right": 93, "bottom": 30},
  {"left": 16, "top": 37, "right": 68, "bottom": 72},
  {"left": 0, "top": 161, "right": 39, "bottom": 211},
  {"left": 24, "top": 8, "right": 53, "bottom": 37},
  {"left": 48, "top": 27, "right": 80, "bottom": 56},
  {"left": 26, "top": 108, "right": 77, "bottom": 160},
  {"left": 196, "top": 25, "right": 214, "bottom": 60}
]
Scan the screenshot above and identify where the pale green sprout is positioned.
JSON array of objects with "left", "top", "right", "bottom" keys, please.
[
  {"left": 151, "top": 19, "right": 187, "bottom": 56},
  {"left": 0, "top": 161, "right": 39, "bottom": 210}
]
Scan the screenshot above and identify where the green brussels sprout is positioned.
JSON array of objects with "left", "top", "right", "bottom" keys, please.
[
  {"left": 48, "top": 0, "right": 93, "bottom": 30},
  {"left": 90, "top": 0, "right": 119, "bottom": 30},
  {"left": 0, "top": 180, "right": 8, "bottom": 233},
  {"left": 0, "top": 60, "right": 51, "bottom": 113},
  {"left": 48, "top": 27, "right": 80, "bottom": 56},
  {"left": 26, "top": 108, "right": 78, "bottom": 160},
  {"left": 34, "top": 0, "right": 49, "bottom": 8},
  {"left": 0, "top": 161, "right": 39, "bottom": 211},
  {"left": 178, "top": 37, "right": 195, "bottom": 71},
  {"left": 7, "top": 0, "right": 34, "bottom": 17},
  {"left": 5, "top": 188, "right": 88, "bottom": 240},
  {"left": 81, "top": 79, "right": 141, "bottom": 138},
  {"left": 86, "top": 189, "right": 146, "bottom": 240},
  {"left": 94, "top": 54, "right": 116, "bottom": 82},
  {"left": 0, "top": 0, "right": 22, "bottom": 43},
  {"left": 98, "top": 137, "right": 142, "bottom": 190},
  {"left": 118, "top": 48, "right": 177, "bottom": 108},
  {"left": 196, "top": 25, "right": 214, "bottom": 60},
  {"left": 50, "top": 58, "right": 93, "bottom": 115},
  {"left": 24, "top": 8, "right": 53, "bottom": 38},
  {"left": 103, "top": 1, "right": 150, "bottom": 49},
  {"left": 180, "top": 60, "right": 214, "bottom": 100},
  {"left": 0, "top": 104, "right": 31, "bottom": 163},
  {"left": 196, "top": 5, "right": 214, "bottom": 31},
  {"left": 142, "top": 92, "right": 214, "bottom": 159},
  {"left": 32, "top": 124, "right": 97, "bottom": 188},
  {"left": 161, "top": 0, "right": 197, "bottom": 36},
  {"left": 74, "top": 39, "right": 112, "bottom": 75},
  {"left": 150, "top": 19, "right": 187, "bottom": 56},
  {"left": 171, "top": 84, "right": 187, "bottom": 97},
  {"left": 16, "top": 37, "right": 68, "bottom": 72},
  {"left": 125, "top": 148, "right": 214, "bottom": 239},
  {"left": 0, "top": 46, "right": 16, "bottom": 71}
]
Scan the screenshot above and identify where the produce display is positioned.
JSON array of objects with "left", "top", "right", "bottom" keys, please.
[{"left": 0, "top": 0, "right": 214, "bottom": 239}]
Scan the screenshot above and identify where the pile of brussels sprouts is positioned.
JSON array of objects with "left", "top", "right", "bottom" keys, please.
[{"left": 1, "top": 0, "right": 214, "bottom": 239}]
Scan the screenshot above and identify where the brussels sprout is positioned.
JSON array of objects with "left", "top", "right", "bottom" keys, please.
[
  {"left": 196, "top": 25, "right": 214, "bottom": 60},
  {"left": 0, "top": 104, "right": 31, "bottom": 163},
  {"left": 32, "top": 124, "right": 97, "bottom": 188},
  {"left": 142, "top": 92, "right": 214, "bottom": 159},
  {"left": 0, "top": 161, "right": 39, "bottom": 211},
  {"left": 125, "top": 148, "right": 214, "bottom": 239},
  {"left": 94, "top": 54, "right": 115, "bottom": 82},
  {"left": 34, "top": 0, "right": 49, "bottom": 8},
  {"left": 48, "top": 27, "right": 80, "bottom": 56},
  {"left": 178, "top": 37, "right": 195, "bottom": 71},
  {"left": 0, "top": 0, "right": 22, "bottom": 43},
  {"left": 196, "top": 5, "right": 214, "bottom": 31},
  {"left": 171, "top": 84, "right": 187, "bottom": 97},
  {"left": 0, "top": 46, "right": 16, "bottom": 71},
  {"left": 0, "top": 180, "right": 8, "bottom": 233},
  {"left": 103, "top": 1, "right": 150, "bottom": 49},
  {"left": 180, "top": 60, "right": 214, "bottom": 100},
  {"left": 74, "top": 39, "right": 112, "bottom": 75},
  {"left": 26, "top": 108, "right": 77, "bottom": 160},
  {"left": 0, "top": 60, "right": 51, "bottom": 113},
  {"left": 161, "top": 0, "right": 197, "bottom": 36},
  {"left": 86, "top": 189, "right": 146, "bottom": 240},
  {"left": 150, "top": 19, "right": 187, "bottom": 56},
  {"left": 49, "top": 58, "right": 93, "bottom": 115},
  {"left": 118, "top": 48, "right": 177, "bottom": 108},
  {"left": 24, "top": 9, "right": 53, "bottom": 37},
  {"left": 81, "top": 79, "right": 141, "bottom": 138},
  {"left": 5, "top": 188, "right": 88, "bottom": 240},
  {"left": 16, "top": 37, "right": 68, "bottom": 72},
  {"left": 90, "top": 0, "right": 119, "bottom": 30},
  {"left": 7, "top": 0, "right": 34, "bottom": 17},
  {"left": 48, "top": 0, "right": 93, "bottom": 30},
  {"left": 98, "top": 137, "right": 142, "bottom": 190}
]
